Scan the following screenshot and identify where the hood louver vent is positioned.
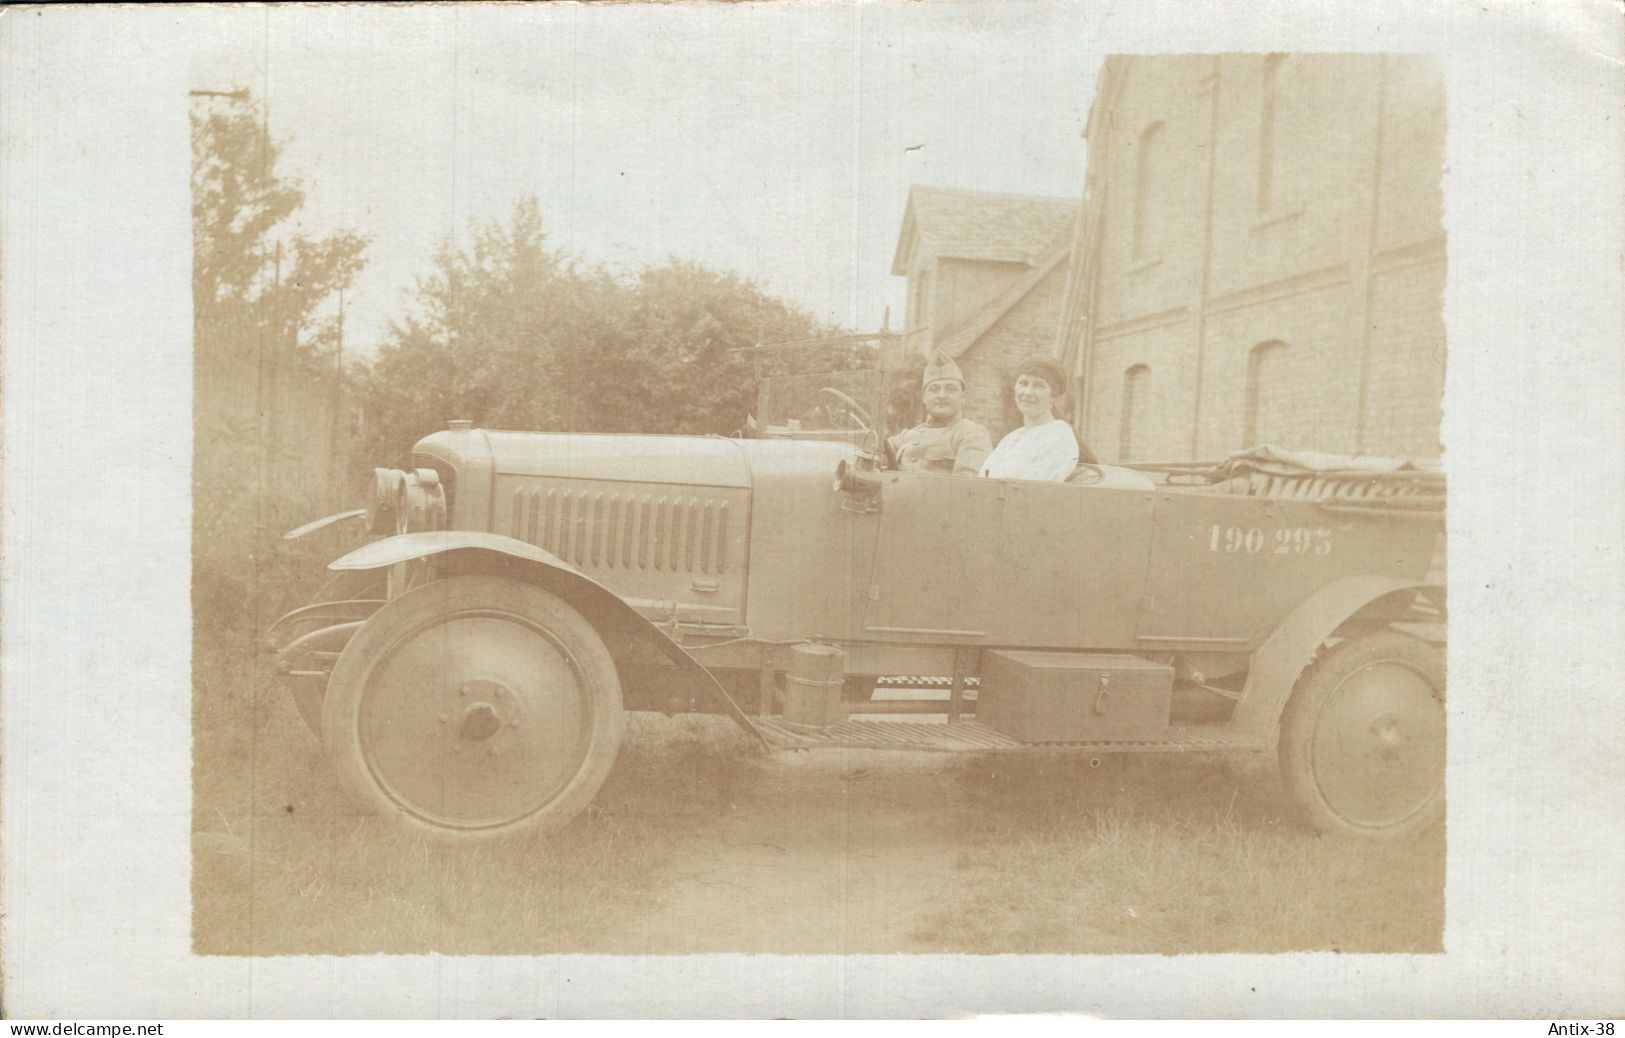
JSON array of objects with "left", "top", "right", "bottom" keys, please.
[{"left": 510, "top": 487, "right": 731, "bottom": 575}]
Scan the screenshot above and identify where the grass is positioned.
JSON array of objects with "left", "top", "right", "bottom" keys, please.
[
  {"left": 908, "top": 751, "right": 1445, "bottom": 954},
  {"left": 193, "top": 708, "right": 755, "bottom": 955}
]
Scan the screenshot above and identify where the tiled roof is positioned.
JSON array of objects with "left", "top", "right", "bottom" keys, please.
[{"left": 892, "top": 184, "right": 1078, "bottom": 274}]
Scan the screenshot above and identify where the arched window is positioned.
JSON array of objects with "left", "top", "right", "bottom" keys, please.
[
  {"left": 1257, "top": 54, "right": 1286, "bottom": 214},
  {"left": 1119, "top": 364, "right": 1151, "bottom": 462},
  {"left": 1244, "top": 340, "right": 1289, "bottom": 448},
  {"left": 1132, "top": 121, "right": 1165, "bottom": 262}
]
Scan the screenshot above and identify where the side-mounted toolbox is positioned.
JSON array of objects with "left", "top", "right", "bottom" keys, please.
[{"left": 976, "top": 651, "right": 1174, "bottom": 742}]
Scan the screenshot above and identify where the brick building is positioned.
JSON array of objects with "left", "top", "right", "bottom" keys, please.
[
  {"left": 1054, "top": 54, "right": 1447, "bottom": 462},
  {"left": 889, "top": 185, "right": 1077, "bottom": 437}
]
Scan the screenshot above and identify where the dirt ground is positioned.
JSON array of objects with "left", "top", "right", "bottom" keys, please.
[
  {"left": 588, "top": 720, "right": 1444, "bottom": 955},
  {"left": 195, "top": 697, "right": 1444, "bottom": 956},
  {"left": 601, "top": 746, "right": 985, "bottom": 954}
]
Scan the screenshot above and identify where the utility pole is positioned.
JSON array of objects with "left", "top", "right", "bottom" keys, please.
[{"left": 331, "top": 290, "right": 347, "bottom": 508}]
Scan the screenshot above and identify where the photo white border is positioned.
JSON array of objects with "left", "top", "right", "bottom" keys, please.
[{"left": 3, "top": 1, "right": 1622, "bottom": 1019}]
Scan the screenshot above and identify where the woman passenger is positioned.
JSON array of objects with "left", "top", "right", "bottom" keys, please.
[{"left": 979, "top": 354, "right": 1081, "bottom": 482}]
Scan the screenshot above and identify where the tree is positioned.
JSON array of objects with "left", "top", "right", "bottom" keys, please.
[
  {"left": 585, "top": 258, "right": 855, "bottom": 436},
  {"left": 191, "top": 89, "right": 372, "bottom": 632},
  {"left": 191, "top": 91, "right": 368, "bottom": 364},
  {"left": 360, "top": 195, "right": 856, "bottom": 460},
  {"left": 361, "top": 196, "right": 604, "bottom": 457}
]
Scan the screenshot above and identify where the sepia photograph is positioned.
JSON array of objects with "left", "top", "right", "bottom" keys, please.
[
  {"left": 189, "top": 13, "right": 1447, "bottom": 958},
  {"left": 3, "top": 0, "right": 1622, "bottom": 1022}
]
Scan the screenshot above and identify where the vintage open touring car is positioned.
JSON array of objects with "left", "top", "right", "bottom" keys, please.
[{"left": 272, "top": 395, "right": 1446, "bottom": 844}]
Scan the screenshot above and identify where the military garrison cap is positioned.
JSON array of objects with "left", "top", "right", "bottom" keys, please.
[{"left": 922, "top": 352, "right": 965, "bottom": 387}]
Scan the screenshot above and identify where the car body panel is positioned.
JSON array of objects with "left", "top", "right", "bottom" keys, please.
[
  {"left": 861, "top": 472, "right": 1003, "bottom": 641},
  {"left": 971, "top": 477, "right": 1155, "bottom": 649},
  {"left": 727, "top": 438, "right": 875, "bottom": 642},
  {"left": 1137, "top": 493, "right": 1435, "bottom": 649},
  {"left": 861, "top": 473, "right": 1156, "bottom": 649},
  {"left": 404, "top": 429, "right": 1438, "bottom": 658}
]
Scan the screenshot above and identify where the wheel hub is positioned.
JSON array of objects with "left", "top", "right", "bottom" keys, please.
[
  {"left": 1367, "top": 712, "right": 1407, "bottom": 759},
  {"left": 459, "top": 702, "right": 503, "bottom": 742},
  {"left": 357, "top": 613, "right": 592, "bottom": 828},
  {"left": 1312, "top": 659, "right": 1444, "bottom": 829},
  {"left": 454, "top": 679, "right": 519, "bottom": 745}
]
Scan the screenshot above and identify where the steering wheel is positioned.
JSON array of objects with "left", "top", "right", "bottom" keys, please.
[{"left": 817, "top": 387, "right": 875, "bottom": 434}]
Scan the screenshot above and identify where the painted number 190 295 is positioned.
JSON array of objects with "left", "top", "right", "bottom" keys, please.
[{"left": 1207, "top": 524, "right": 1333, "bottom": 556}]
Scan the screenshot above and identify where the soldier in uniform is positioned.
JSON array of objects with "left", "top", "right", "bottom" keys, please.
[{"left": 885, "top": 353, "right": 993, "bottom": 476}]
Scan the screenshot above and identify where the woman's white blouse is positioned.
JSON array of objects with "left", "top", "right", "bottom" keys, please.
[{"left": 978, "top": 419, "right": 1080, "bottom": 482}]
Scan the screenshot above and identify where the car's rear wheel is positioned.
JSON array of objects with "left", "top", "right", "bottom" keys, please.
[
  {"left": 323, "top": 575, "right": 624, "bottom": 842},
  {"left": 1278, "top": 629, "right": 1444, "bottom": 838}
]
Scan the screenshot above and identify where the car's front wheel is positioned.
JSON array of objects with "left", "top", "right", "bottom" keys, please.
[
  {"left": 322, "top": 575, "right": 624, "bottom": 842},
  {"left": 1278, "top": 629, "right": 1445, "bottom": 839}
]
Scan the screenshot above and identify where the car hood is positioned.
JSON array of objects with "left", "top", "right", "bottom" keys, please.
[{"left": 414, "top": 428, "right": 854, "bottom": 490}]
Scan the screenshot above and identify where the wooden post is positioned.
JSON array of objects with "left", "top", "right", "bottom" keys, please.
[
  {"left": 757, "top": 654, "right": 776, "bottom": 717},
  {"left": 947, "top": 649, "right": 970, "bottom": 724}
]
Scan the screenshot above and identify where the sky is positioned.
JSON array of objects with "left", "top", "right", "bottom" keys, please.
[{"left": 192, "top": 4, "right": 1103, "bottom": 355}]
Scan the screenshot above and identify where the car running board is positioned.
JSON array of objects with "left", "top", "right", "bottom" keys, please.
[{"left": 754, "top": 718, "right": 1264, "bottom": 754}]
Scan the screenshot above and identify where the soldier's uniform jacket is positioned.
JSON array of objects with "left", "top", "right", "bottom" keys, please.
[{"left": 887, "top": 417, "right": 993, "bottom": 476}]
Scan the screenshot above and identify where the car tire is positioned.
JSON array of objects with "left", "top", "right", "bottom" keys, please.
[
  {"left": 1278, "top": 629, "right": 1444, "bottom": 839},
  {"left": 322, "top": 574, "right": 624, "bottom": 842}
]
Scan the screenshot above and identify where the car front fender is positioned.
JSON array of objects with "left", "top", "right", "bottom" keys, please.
[
  {"left": 328, "top": 529, "right": 580, "bottom": 574},
  {"left": 327, "top": 531, "right": 769, "bottom": 748},
  {"left": 1230, "top": 574, "right": 1439, "bottom": 749}
]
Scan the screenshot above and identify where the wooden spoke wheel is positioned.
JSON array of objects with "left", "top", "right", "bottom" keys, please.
[
  {"left": 323, "top": 575, "right": 623, "bottom": 841},
  {"left": 1279, "top": 629, "right": 1445, "bottom": 838}
]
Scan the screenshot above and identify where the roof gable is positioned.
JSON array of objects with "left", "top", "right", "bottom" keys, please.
[
  {"left": 890, "top": 184, "right": 1078, "bottom": 275},
  {"left": 933, "top": 229, "right": 1075, "bottom": 360}
]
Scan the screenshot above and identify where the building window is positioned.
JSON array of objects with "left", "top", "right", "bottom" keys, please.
[
  {"left": 1119, "top": 364, "right": 1150, "bottom": 462},
  {"left": 910, "top": 267, "right": 932, "bottom": 328},
  {"left": 1131, "top": 121, "right": 1165, "bottom": 262},
  {"left": 1257, "top": 54, "right": 1285, "bottom": 214},
  {"left": 1244, "top": 340, "right": 1289, "bottom": 447}
]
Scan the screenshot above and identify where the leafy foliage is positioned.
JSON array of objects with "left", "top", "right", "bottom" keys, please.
[
  {"left": 359, "top": 195, "right": 864, "bottom": 462},
  {"left": 191, "top": 92, "right": 369, "bottom": 365},
  {"left": 191, "top": 89, "right": 371, "bottom": 645}
]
